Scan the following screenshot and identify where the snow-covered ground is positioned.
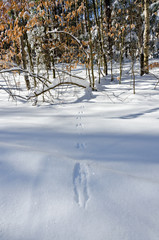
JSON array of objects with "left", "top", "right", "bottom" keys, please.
[{"left": 0, "top": 62, "right": 159, "bottom": 240}]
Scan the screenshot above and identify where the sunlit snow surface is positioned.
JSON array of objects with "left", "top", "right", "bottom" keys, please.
[{"left": 0, "top": 61, "right": 159, "bottom": 240}]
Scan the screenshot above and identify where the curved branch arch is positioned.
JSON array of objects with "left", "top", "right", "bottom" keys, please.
[{"left": 28, "top": 81, "right": 88, "bottom": 99}]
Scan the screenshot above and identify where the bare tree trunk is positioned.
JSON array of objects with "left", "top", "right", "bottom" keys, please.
[
  {"left": 119, "top": 32, "right": 124, "bottom": 84},
  {"left": 100, "top": 0, "right": 107, "bottom": 75},
  {"left": 132, "top": 52, "right": 135, "bottom": 94},
  {"left": 25, "top": 32, "right": 36, "bottom": 87},
  {"left": 137, "top": 1, "right": 144, "bottom": 76},
  {"left": 104, "top": 0, "right": 113, "bottom": 79},
  {"left": 92, "top": 0, "right": 107, "bottom": 78},
  {"left": 85, "top": 0, "right": 95, "bottom": 89},
  {"left": 143, "top": 0, "right": 150, "bottom": 74},
  {"left": 20, "top": 35, "right": 31, "bottom": 90}
]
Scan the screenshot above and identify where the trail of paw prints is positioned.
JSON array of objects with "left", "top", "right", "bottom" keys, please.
[
  {"left": 75, "top": 105, "right": 87, "bottom": 150},
  {"left": 73, "top": 163, "right": 89, "bottom": 209},
  {"left": 77, "top": 105, "right": 85, "bottom": 116}
]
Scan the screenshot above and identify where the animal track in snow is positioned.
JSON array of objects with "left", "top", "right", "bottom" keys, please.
[
  {"left": 76, "top": 123, "right": 83, "bottom": 128},
  {"left": 76, "top": 116, "right": 81, "bottom": 120},
  {"left": 78, "top": 105, "right": 84, "bottom": 115},
  {"left": 80, "top": 105, "right": 85, "bottom": 109},
  {"left": 73, "top": 163, "right": 89, "bottom": 208},
  {"left": 75, "top": 104, "right": 87, "bottom": 151},
  {"left": 78, "top": 111, "right": 84, "bottom": 114},
  {"left": 75, "top": 142, "right": 87, "bottom": 150}
]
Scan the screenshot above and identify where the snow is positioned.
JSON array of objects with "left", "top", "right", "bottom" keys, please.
[{"left": 0, "top": 61, "right": 159, "bottom": 240}]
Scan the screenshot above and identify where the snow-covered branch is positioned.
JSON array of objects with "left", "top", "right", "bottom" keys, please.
[
  {"left": 28, "top": 81, "right": 89, "bottom": 100},
  {"left": 0, "top": 65, "right": 90, "bottom": 103}
]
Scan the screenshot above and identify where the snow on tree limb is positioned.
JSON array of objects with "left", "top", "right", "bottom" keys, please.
[
  {"left": 0, "top": 65, "right": 90, "bottom": 102},
  {"left": 27, "top": 81, "right": 89, "bottom": 100}
]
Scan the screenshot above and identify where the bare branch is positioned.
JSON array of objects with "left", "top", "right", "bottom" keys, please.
[
  {"left": 0, "top": 67, "right": 51, "bottom": 87},
  {"left": 28, "top": 82, "right": 87, "bottom": 99},
  {"left": 52, "top": 65, "right": 87, "bottom": 81}
]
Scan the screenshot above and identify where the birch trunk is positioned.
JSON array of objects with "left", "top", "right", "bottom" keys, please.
[{"left": 20, "top": 35, "right": 31, "bottom": 90}]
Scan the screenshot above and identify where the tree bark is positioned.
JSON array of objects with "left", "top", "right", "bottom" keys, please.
[
  {"left": 100, "top": 0, "right": 107, "bottom": 75},
  {"left": 104, "top": 0, "right": 113, "bottom": 79},
  {"left": 85, "top": 0, "right": 95, "bottom": 89},
  {"left": 20, "top": 35, "right": 31, "bottom": 90},
  {"left": 143, "top": 0, "right": 150, "bottom": 74}
]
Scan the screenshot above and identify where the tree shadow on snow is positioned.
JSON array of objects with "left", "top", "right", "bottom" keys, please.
[{"left": 118, "top": 107, "right": 159, "bottom": 119}]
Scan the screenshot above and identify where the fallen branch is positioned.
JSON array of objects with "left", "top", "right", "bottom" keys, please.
[
  {"left": 149, "top": 72, "right": 159, "bottom": 89},
  {"left": 0, "top": 65, "right": 90, "bottom": 103},
  {"left": 28, "top": 81, "right": 87, "bottom": 99}
]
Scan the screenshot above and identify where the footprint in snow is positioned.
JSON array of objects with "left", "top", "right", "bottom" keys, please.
[
  {"left": 76, "top": 116, "right": 82, "bottom": 120},
  {"left": 76, "top": 123, "right": 83, "bottom": 128},
  {"left": 76, "top": 142, "right": 86, "bottom": 150},
  {"left": 78, "top": 111, "right": 84, "bottom": 114},
  {"left": 73, "top": 163, "right": 89, "bottom": 208}
]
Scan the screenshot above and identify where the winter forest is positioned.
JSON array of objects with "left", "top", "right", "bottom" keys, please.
[
  {"left": 1, "top": 1, "right": 159, "bottom": 240},
  {"left": 0, "top": 0, "right": 158, "bottom": 102}
]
